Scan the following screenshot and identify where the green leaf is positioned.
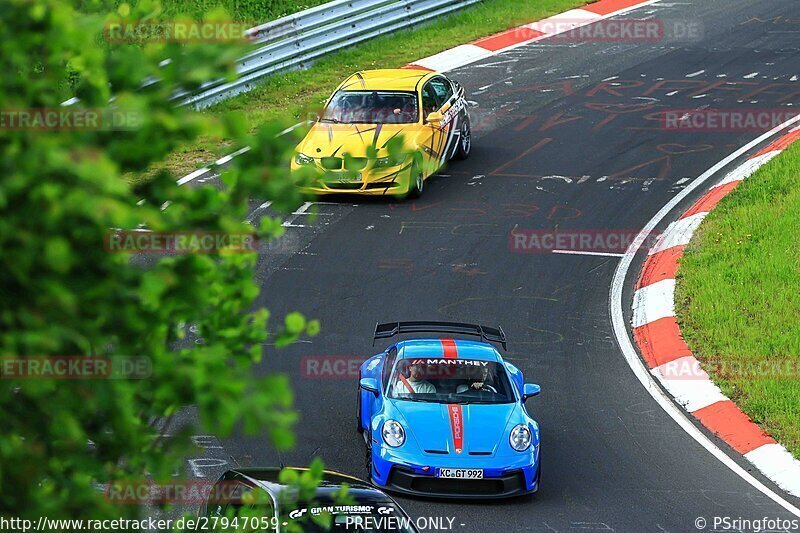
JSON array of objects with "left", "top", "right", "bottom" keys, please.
[
  {"left": 284, "top": 312, "right": 306, "bottom": 334},
  {"left": 306, "top": 319, "right": 321, "bottom": 336}
]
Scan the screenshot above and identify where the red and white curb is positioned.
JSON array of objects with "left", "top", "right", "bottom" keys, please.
[
  {"left": 406, "top": 0, "right": 660, "bottom": 72},
  {"left": 631, "top": 126, "right": 800, "bottom": 498}
]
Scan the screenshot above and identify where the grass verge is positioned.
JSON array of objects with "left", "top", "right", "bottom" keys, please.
[
  {"left": 140, "top": 0, "right": 591, "bottom": 183},
  {"left": 675, "top": 141, "right": 800, "bottom": 459}
]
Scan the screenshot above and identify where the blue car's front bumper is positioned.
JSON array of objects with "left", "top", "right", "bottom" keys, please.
[{"left": 371, "top": 445, "right": 540, "bottom": 499}]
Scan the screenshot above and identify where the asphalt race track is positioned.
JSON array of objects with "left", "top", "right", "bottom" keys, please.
[{"left": 190, "top": 0, "right": 800, "bottom": 530}]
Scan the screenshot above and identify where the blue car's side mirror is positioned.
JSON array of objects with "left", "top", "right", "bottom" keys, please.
[
  {"left": 360, "top": 377, "right": 380, "bottom": 396},
  {"left": 523, "top": 383, "right": 541, "bottom": 400}
]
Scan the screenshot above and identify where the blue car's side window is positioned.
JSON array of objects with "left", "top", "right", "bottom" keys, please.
[{"left": 381, "top": 347, "right": 397, "bottom": 391}]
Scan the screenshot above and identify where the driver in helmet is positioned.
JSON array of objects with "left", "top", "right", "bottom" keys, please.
[{"left": 456, "top": 365, "right": 496, "bottom": 393}]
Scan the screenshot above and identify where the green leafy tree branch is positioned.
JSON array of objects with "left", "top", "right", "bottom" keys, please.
[{"left": 1, "top": 0, "right": 318, "bottom": 520}]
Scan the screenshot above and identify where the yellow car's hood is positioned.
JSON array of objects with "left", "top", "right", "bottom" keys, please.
[{"left": 298, "top": 122, "right": 417, "bottom": 158}]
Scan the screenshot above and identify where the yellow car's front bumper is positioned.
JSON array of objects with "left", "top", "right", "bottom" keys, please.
[{"left": 291, "top": 162, "right": 414, "bottom": 196}]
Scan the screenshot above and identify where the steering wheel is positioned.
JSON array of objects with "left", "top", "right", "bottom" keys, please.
[{"left": 458, "top": 383, "right": 497, "bottom": 393}]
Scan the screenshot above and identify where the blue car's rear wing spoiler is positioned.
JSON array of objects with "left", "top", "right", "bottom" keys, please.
[{"left": 373, "top": 321, "right": 507, "bottom": 350}]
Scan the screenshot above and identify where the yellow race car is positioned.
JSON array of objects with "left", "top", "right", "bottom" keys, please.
[{"left": 291, "top": 69, "right": 471, "bottom": 198}]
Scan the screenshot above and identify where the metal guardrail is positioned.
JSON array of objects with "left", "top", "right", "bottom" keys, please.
[{"left": 175, "top": 0, "right": 482, "bottom": 109}]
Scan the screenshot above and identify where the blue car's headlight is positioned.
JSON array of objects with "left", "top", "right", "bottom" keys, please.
[
  {"left": 295, "top": 153, "right": 314, "bottom": 165},
  {"left": 510, "top": 424, "right": 532, "bottom": 452},
  {"left": 382, "top": 420, "right": 405, "bottom": 447}
]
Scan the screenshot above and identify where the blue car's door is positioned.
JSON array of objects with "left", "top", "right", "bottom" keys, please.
[
  {"left": 359, "top": 346, "right": 397, "bottom": 431},
  {"left": 504, "top": 360, "right": 525, "bottom": 398}
]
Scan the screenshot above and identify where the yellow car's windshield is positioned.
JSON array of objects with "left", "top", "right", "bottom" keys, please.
[{"left": 321, "top": 90, "right": 419, "bottom": 125}]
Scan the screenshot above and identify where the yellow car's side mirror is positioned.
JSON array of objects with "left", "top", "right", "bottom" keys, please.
[{"left": 426, "top": 111, "right": 444, "bottom": 125}]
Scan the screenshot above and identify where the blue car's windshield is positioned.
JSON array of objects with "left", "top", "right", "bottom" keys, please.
[
  {"left": 320, "top": 91, "right": 419, "bottom": 124},
  {"left": 387, "top": 358, "right": 515, "bottom": 404}
]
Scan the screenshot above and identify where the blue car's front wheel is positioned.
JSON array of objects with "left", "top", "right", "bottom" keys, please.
[
  {"left": 356, "top": 388, "right": 362, "bottom": 433},
  {"left": 364, "top": 436, "right": 374, "bottom": 481}
]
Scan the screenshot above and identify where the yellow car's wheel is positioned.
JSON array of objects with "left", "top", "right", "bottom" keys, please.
[
  {"left": 455, "top": 116, "right": 471, "bottom": 160},
  {"left": 407, "top": 161, "right": 424, "bottom": 199}
]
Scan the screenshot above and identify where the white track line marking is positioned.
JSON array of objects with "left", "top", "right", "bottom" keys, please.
[
  {"left": 176, "top": 147, "right": 252, "bottom": 186},
  {"left": 244, "top": 200, "right": 349, "bottom": 229},
  {"left": 245, "top": 201, "right": 272, "bottom": 224},
  {"left": 214, "top": 146, "right": 250, "bottom": 166},
  {"left": 277, "top": 120, "right": 314, "bottom": 137},
  {"left": 281, "top": 201, "right": 313, "bottom": 228},
  {"left": 552, "top": 250, "right": 624, "bottom": 258},
  {"left": 610, "top": 112, "right": 800, "bottom": 517},
  {"left": 176, "top": 166, "right": 212, "bottom": 186}
]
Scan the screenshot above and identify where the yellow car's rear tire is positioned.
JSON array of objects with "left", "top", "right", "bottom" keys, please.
[{"left": 455, "top": 116, "right": 471, "bottom": 160}]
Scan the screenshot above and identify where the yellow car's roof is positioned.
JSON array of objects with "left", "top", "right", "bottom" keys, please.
[{"left": 338, "top": 69, "right": 435, "bottom": 92}]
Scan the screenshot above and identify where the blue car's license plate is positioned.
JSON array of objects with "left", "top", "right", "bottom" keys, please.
[{"left": 435, "top": 468, "right": 484, "bottom": 479}]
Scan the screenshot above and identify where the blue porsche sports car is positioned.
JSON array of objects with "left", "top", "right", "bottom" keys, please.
[{"left": 357, "top": 321, "right": 541, "bottom": 499}]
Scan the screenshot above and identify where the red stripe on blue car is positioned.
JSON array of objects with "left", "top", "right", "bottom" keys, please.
[
  {"left": 441, "top": 338, "right": 458, "bottom": 359},
  {"left": 447, "top": 404, "right": 464, "bottom": 454}
]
